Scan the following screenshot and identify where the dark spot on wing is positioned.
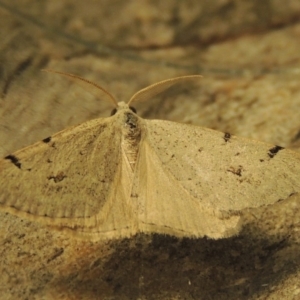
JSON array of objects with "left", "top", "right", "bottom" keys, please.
[
  {"left": 268, "top": 145, "right": 284, "bottom": 158},
  {"left": 4, "top": 155, "right": 21, "bottom": 169},
  {"left": 47, "top": 172, "right": 66, "bottom": 183},
  {"left": 223, "top": 132, "right": 231, "bottom": 142},
  {"left": 42, "top": 136, "right": 51, "bottom": 143},
  {"left": 227, "top": 165, "right": 243, "bottom": 177}
]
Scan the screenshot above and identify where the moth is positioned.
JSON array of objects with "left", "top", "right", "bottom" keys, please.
[{"left": 0, "top": 72, "right": 299, "bottom": 241}]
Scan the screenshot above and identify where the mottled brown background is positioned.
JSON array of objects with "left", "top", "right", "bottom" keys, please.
[{"left": 0, "top": 1, "right": 300, "bottom": 299}]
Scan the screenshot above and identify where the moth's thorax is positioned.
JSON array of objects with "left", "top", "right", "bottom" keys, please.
[{"left": 116, "top": 103, "right": 141, "bottom": 171}]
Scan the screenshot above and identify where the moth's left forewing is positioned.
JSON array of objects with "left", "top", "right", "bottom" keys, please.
[
  {"left": 133, "top": 119, "right": 240, "bottom": 239},
  {"left": 134, "top": 118, "right": 300, "bottom": 239}
]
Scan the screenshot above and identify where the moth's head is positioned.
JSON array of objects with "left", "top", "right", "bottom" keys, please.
[{"left": 110, "top": 102, "right": 137, "bottom": 116}]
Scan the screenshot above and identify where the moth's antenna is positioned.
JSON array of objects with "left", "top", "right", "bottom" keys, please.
[
  {"left": 42, "top": 69, "right": 118, "bottom": 107},
  {"left": 128, "top": 75, "right": 203, "bottom": 106}
]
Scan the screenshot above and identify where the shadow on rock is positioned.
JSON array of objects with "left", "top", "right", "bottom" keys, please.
[{"left": 51, "top": 224, "right": 299, "bottom": 300}]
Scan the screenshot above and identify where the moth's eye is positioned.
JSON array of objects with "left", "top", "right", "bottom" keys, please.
[
  {"left": 110, "top": 108, "right": 117, "bottom": 116},
  {"left": 129, "top": 106, "right": 137, "bottom": 113}
]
